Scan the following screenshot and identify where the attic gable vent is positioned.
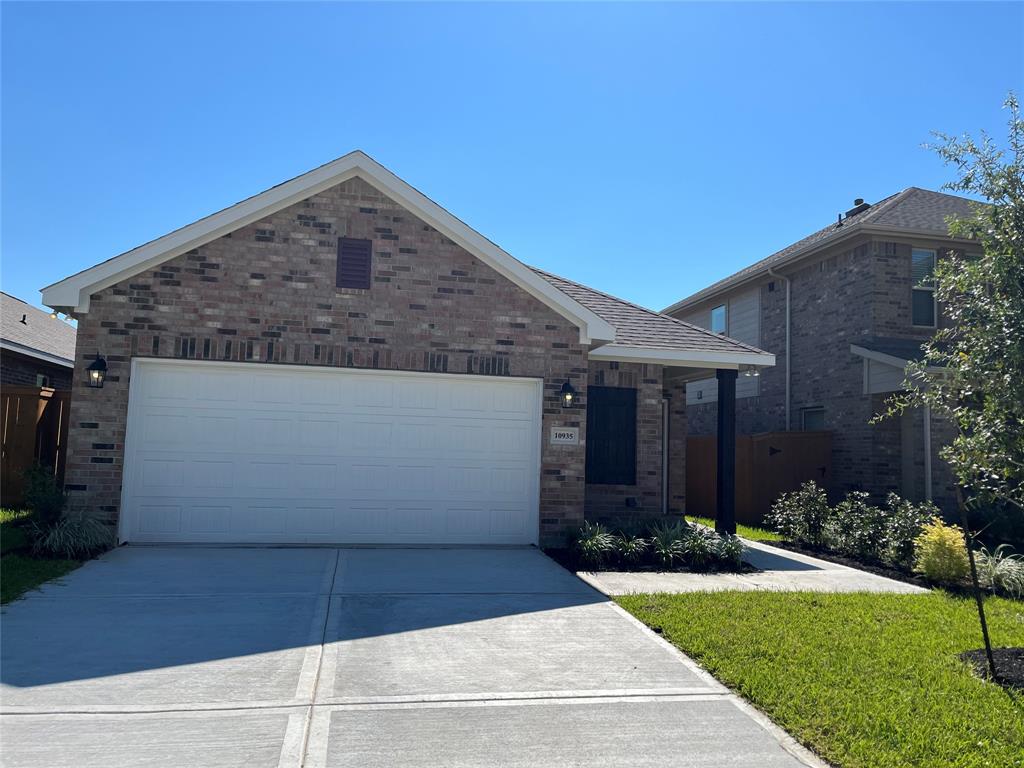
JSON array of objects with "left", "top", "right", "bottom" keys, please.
[{"left": 336, "top": 237, "right": 372, "bottom": 290}]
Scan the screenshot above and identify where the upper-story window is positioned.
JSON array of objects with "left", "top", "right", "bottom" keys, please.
[
  {"left": 710, "top": 304, "right": 727, "bottom": 334},
  {"left": 911, "top": 248, "right": 936, "bottom": 327}
]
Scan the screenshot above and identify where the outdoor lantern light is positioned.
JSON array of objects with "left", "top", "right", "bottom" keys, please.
[
  {"left": 559, "top": 380, "right": 578, "bottom": 408},
  {"left": 87, "top": 354, "right": 107, "bottom": 389},
  {"left": 742, "top": 365, "right": 761, "bottom": 378}
]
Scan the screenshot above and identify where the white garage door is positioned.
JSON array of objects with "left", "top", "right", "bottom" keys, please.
[{"left": 121, "top": 359, "right": 542, "bottom": 545}]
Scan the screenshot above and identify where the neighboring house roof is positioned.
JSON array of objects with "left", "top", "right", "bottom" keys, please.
[
  {"left": 664, "top": 187, "right": 981, "bottom": 314},
  {"left": 534, "top": 268, "right": 773, "bottom": 368},
  {"left": 850, "top": 336, "right": 945, "bottom": 368},
  {"left": 1, "top": 292, "right": 77, "bottom": 367},
  {"left": 40, "top": 151, "right": 772, "bottom": 370}
]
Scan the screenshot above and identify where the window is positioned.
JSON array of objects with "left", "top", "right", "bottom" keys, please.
[
  {"left": 801, "top": 407, "right": 825, "bottom": 431},
  {"left": 336, "top": 237, "right": 373, "bottom": 289},
  {"left": 710, "top": 304, "right": 727, "bottom": 334},
  {"left": 585, "top": 386, "right": 637, "bottom": 485},
  {"left": 911, "top": 248, "right": 936, "bottom": 327}
]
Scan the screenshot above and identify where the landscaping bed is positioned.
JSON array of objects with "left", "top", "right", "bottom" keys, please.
[{"left": 618, "top": 590, "right": 1024, "bottom": 768}]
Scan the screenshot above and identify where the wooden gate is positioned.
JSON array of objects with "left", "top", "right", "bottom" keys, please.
[
  {"left": 686, "top": 431, "right": 832, "bottom": 526},
  {"left": 1, "top": 387, "right": 71, "bottom": 508}
]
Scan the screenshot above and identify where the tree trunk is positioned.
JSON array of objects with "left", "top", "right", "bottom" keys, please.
[{"left": 956, "top": 486, "right": 998, "bottom": 681}]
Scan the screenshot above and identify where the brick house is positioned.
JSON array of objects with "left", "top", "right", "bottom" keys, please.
[
  {"left": 1, "top": 292, "right": 76, "bottom": 390},
  {"left": 41, "top": 152, "right": 772, "bottom": 546},
  {"left": 664, "top": 189, "right": 979, "bottom": 514}
]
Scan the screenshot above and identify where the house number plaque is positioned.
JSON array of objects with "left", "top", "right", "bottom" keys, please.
[{"left": 550, "top": 427, "right": 579, "bottom": 445}]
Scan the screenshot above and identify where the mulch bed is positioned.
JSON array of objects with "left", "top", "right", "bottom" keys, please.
[
  {"left": 769, "top": 540, "right": 935, "bottom": 589},
  {"left": 543, "top": 547, "right": 756, "bottom": 575},
  {"left": 959, "top": 647, "right": 1024, "bottom": 691}
]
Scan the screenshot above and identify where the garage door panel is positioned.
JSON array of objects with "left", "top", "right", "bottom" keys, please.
[{"left": 123, "top": 361, "right": 540, "bottom": 544}]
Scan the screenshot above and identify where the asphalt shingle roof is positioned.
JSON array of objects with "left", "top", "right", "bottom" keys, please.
[
  {"left": 668, "top": 187, "right": 982, "bottom": 311},
  {"left": 854, "top": 336, "right": 934, "bottom": 363},
  {"left": 1, "top": 293, "right": 77, "bottom": 363},
  {"left": 531, "top": 268, "right": 768, "bottom": 355}
]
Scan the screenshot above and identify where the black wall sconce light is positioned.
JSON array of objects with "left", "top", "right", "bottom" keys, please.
[
  {"left": 559, "top": 380, "right": 578, "bottom": 408},
  {"left": 87, "top": 354, "right": 108, "bottom": 388}
]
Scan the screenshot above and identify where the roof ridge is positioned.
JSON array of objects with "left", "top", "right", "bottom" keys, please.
[{"left": 530, "top": 266, "right": 764, "bottom": 354}]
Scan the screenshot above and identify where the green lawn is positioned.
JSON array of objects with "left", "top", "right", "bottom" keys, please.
[
  {"left": 686, "top": 515, "right": 783, "bottom": 542},
  {"left": 1, "top": 508, "right": 81, "bottom": 603},
  {"left": 617, "top": 591, "right": 1024, "bottom": 768},
  {"left": 1, "top": 554, "right": 80, "bottom": 604}
]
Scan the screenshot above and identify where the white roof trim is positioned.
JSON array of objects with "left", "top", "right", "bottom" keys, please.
[
  {"left": 41, "top": 151, "right": 615, "bottom": 346},
  {"left": 588, "top": 344, "right": 775, "bottom": 369},
  {"left": 0, "top": 339, "right": 74, "bottom": 368},
  {"left": 849, "top": 343, "right": 943, "bottom": 372}
]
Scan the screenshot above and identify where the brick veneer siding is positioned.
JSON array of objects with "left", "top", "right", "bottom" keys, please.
[
  {"left": 680, "top": 234, "right": 959, "bottom": 513},
  {"left": 583, "top": 361, "right": 664, "bottom": 522},
  {"left": 1, "top": 350, "right": 73, "bottom": 390},
  {"left": 64, "top": 176, "right": 593, "bottom": 545}
]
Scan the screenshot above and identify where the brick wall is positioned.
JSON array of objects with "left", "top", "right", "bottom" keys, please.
[
  {"left": 64, "top": 176, "right": 592, "bottom": 545},
  {"left": 583, "top": 361, "right": 664, "bottom": 522},
  {"left": 1, "top": 350, "right": 73, "bottom": 390}
]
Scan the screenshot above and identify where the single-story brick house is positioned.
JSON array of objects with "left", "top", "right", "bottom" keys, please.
[{"left": 42, "top": 152, "right": 772, "bottom": 546}]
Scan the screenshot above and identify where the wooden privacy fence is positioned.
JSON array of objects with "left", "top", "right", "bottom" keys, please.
[
  {"left": 1, "top": 387, "right": 71, "bottom": 508},
  {"left": 686, "top": 431, "right": 832, "bottom": 526}
]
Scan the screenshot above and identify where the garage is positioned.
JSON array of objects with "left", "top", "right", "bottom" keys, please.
[{"left": 120, "top": 359, "right": 542, "bottom": 545}]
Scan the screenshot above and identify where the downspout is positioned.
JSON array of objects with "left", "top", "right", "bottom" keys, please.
[
  {"left": 923, "top": 405, "right": 933, "bottom": 502},
  {"left": 662, "top": 397, "right": 670, "bottom": 515},
  {"left": 767, "top": 266, "right": 792, "bottom": 431}
]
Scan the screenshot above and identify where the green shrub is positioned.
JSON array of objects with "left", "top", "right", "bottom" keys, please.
[
  {"left": 975, "top": 544, "right": 1024, "bottom": 598},
  {"left": 649, "top": 520, "right": 686, "bottom": 568},
  {"left": 682, "top": 525, "right": 718, "bottom": 568},
  {"left": 614, "top": 533, "right": 649, "bottom": 565},
  {"left": 913, "top": 518, "right": 970, "bottom": 585},
  {"left": 881, "top": 494, "right": 936, "bottom": 568},
  {"left": 574, "top": 521, "right": 615, "bottom": 567},
  {"left": 765, "top": 481, "right": 833, "bottom": 548},
  {"left": 30, "top": 513, "right": 115, "bottom": 559},
  {"left": 715, "top": 534, "right": 745, "bottom": 568},
  {"left": 21, "top": 464, "right": 65, "bottom": 525},
  {"left": 829, "top": 492, "right": 889, "bottom": 562}
]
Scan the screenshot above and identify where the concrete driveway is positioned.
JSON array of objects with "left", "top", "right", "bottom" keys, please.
[{"left": 1, "top": 547, "right": 820, "bottom": 767}]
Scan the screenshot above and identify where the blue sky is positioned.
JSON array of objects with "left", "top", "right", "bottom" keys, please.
[{"left": 2, "top": 2, "right": 1021, "bottom": 314}]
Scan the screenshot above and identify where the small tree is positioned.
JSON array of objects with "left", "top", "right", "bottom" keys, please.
[{"left": 878, "top": 93, "right": 1024, "bottom": 681}]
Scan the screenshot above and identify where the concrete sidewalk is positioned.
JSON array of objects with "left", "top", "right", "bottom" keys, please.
[
  {"left": 579, "top": 538, "right": 928, "bottom": 596},
  {"left": 1, "top": 546, "right": 826, "bottom": 768}
]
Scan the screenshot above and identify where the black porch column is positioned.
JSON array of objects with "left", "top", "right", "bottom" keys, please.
[{"left": 715, "top": 368, "right": 737, "bottom": 536}]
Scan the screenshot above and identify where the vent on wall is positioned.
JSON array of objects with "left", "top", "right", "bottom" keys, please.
[{"left": 337, "top": 237, "right": 373, "bottom": 289}]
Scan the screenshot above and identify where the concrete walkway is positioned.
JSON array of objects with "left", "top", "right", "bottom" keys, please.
[
  {"left": 579, "top": 539, "right": 928, "bottom": 596},
  {"left": 0, "top": 546, "right": 825, "bottom": 768}
]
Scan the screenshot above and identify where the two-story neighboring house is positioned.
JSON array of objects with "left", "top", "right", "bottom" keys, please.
[{"left": 664, "top": 188, "right": 979, "bottom": 513}]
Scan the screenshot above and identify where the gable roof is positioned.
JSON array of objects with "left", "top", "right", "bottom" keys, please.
[
  {"left": 41, "top": 151, "right": 616, "bottom": 346},
  {"left": 664, "top": 187, "right": 981, "bottom": 314},
  {"left": 1, "top": 292, "right": 77, "bottom": 366},
  {"left": 533, "top": 268, "right": 774, "bottom": 368},
  {"left": 39, "top": 151, "right": 771, "bottom": 369}
]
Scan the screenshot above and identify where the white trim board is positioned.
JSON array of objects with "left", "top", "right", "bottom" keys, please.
[
  {"left": 0, "top": 340, "right": 74, "bottom": 368},
  {"left": 41, "top": 151, "right": 615, "bottom": 346},
  {"left": 588, "top": 344, "right": 775, "bottom": 369}
]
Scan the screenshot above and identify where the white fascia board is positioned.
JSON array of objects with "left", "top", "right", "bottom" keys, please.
[
  {"left": 849, "top": 344, "right": 944, "bottom": 373},
  {"left": 0, "top": 340, "right": 75, "bottom": 368},
  {"left": 40, "top": 152, "right": 615, "bottom": 345},
  {"left": 588, "top": 344, "right": 775, "bottom": 369}
]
